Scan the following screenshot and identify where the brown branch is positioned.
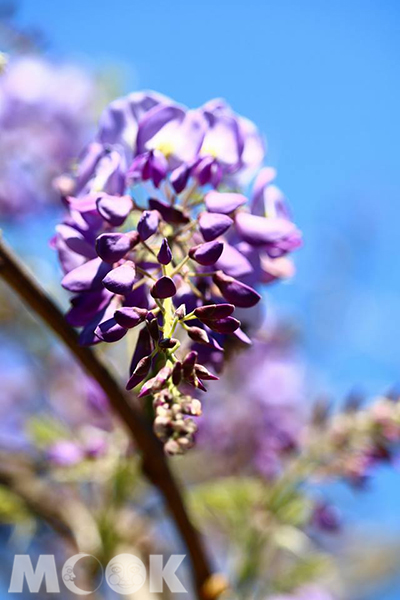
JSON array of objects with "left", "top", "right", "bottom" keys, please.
[
  {"left": 0, "top": 455, "right": 78, "bottom": 550},
  {"left": 0, "top": 236, "right": 226, "bottom": 600},
  {"left": 0, "top": 454, "right": 102, "bottom": 599}
]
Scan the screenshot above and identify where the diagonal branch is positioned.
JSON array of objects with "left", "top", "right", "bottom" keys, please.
[
  {"left": 0, "top": 236, "right": 226, "bottom": 600},
  {"left": 0, "top": 454, "right": 78, "bottom": 550}
]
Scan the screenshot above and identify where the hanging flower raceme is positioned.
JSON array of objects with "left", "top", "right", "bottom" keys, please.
[{"left": 55, "top": 90, "right": 302, "bottom": 454}]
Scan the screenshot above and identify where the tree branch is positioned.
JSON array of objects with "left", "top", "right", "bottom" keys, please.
[
  {"left": 0, "top": 236, "right": 226, "bottom": 600},
  {"left": 0, "top": 455, "right": 78, "bottom": 550}
]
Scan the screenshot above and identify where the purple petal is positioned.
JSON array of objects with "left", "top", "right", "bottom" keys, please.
[
  {"left": 251, "top": 167, "right": 277, "bottom": 215},
  {"left": 130, "top": 328, "right": 153, "bottom": 375},
  {"left": 136, "top": 103, "right": 185, "bottom": 154},
  {"left": 114, "top": 307, "right": 148, "bottom": 328},
  {"left": 55, "top": 231, "right": 87, "bottom": 275},
  {"left": 62, "top": 258, "right": 111, "bottom": 293},
  {"left": 55, "top": 224, "right": 97, "bottom": 259},
  {"left": 172, "top": 109, "right": 207, "bottom": 164},
  {"left": 234, "top": 327, "right": 252, "bottom": 345},
  {"left": 237, "top": 116, "right": 265, "bottom": 183},
  {"left": 74, "top": 142, "right": 105, "bottom": 193},
  {"left": 199, "top": 327, "right": 224, "bottom": 351},
  {"left": 187, "top": 326, "right": 210, "bottom": 346},
  {"left": 215, "top": 242, "right": 253, "bottom": 278},
  {"left": 96, "top": 194, "right": 133, "bottom": 226},
  {"left": 102, "top": 262, "right": 136, "bottom": 295},
  {"left": 235, "top": 212, "right": 301, "bottom": 250},
  {"left": 96, "top": 232, "right": 138, "bottom": 263},
  {"left": 129, "top": 151, "right": 168, "bottom": 187},
  {"left": 189, "top": 241, "right": 224, "bottom": 266},
  {"left": 192, "top": 156, "right": 222, "bottom": 187},
  {"left": 170, "top": 164, "right": 190, "bottom": 194},
  {"left": 65, "top": 195, "right": 98, "bottom": 214},
  {"left": 198, "top": 212, "right": 233, "bottom": 242},
  {"left": 138, "top": 365, "right": 172, "bottom": 397},
  {"left": 95, "top": 318, "right": 127, "bottom": 343},
  {"left": 213, "top": 271, "right": 261, "bottom": 308},
  {"left": 126, "top": 355, "right": 152, "bottom": 390},
  {"left": 194, "top": 303, "right": 235, "bottom": 320},
  {"left": 149, "top": 198, "right": 189, "bottom": 224},
  {"left": 66, "top": 289, "right": 113, "bottom": 327},
  {"left": 151, "top": 276, "right": 176, "bottom": 299},
  {"left": 202, "top": 316, "right": 241, "bottom": 334},
  {"left": 97, "top": 91, "right": 166, "bottom": 147},
  {"left": 75, "top": 144, "right": 127, "bottom": 197},
  {"left": 201, "top": 104, "right": 242, "bottom": 168},
  {"left": 78, "top": 298, "right": 116, "bottom": 346},
  {"left": 194, "top": 364, "right": 219, "bottom": 381},
  {"left": 157, "top": 238, "right": 172, "bottom": 265},
  {"left": 261, "top": 255, "right": 296, "bottom": 283},
  {"left": 182, "top": 351, "right": 198, "bottom": 377},
  {"left": 146, "top": 151, "right": 168, "bottom": 187},
  {"left": 137, "top": 209, "right": 160, "bottom": 241},
  {"left": 205, "top": 191, "right": 246, "bottom": 214}
]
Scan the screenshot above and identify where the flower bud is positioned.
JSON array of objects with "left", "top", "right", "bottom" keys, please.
[
  {"left": 212, "top": 271, "right": 261, "bottom": 308},
  {"left": 151, "top": 276, "right": 176, "bottom": 299},
  {"left": 149, "top": 197, "right": 189, "bottom": 224},
  {"left": 189, "top": 241, "right": 224, "bottom": 266},
  {"left": 102, "top": 261, "right": 136, "bottom": 295},
  {"left": 129, "top": 150, "right": 167, "bottom": 187},
  {"left": 96, "top": 232, "right": 136, "bottom": 263},
  {"left": 194, "top": 364, "right": 219, "bottom": 381},
  {"left": 114, "top": 306, "right": 148, "bottom": 328},
  {"left": 138, "top": 365, "right": 172, "bottom": 398},
  {"left": 194, "top": 303, "right": 234, "bottom": 320},
  {"left": 172, "top": 361, "right": 183, "bottom": 385},
  {"left": 157, "top": 238, "right": 172, "bottom": 265},
  {"left": 186, "top": 326, "right": 210, "bottom": 346},
  {"left": 96, "top": 194, "right": 133, "bottom": 226},
  {"left": 147, "top": 317, "right": 160, "bottom": 341},
  {"left": 159, "top": 337, "right": 179, "bottom": 349},
  {"left": 202, "top": 316, "right": 241, "bottom": 334},
  {"left": 164, "top": 439, "right": 181, "bottom": 455},
  {"left": 192, "top": 156, "right": 222, "bottom": 187},
  {"left": 95, "top": 318, "right": 127, "bottom": 343},
  {"left": 174, "top": 304, "right": 186, "bottom": 319},
  {"left": 198, "top": 212, "right": 233, "bottom": 242},
  {"left": 170, "top": 164, "right": 190, "bottom": 194},
  {"left": 137, "top": 209, "right": 159, "bottom": 241},
  {"left": 182, "top": 351, "right": 198, "bottom": 377},
  {"left": 126, "top": 355, "right": 152, "bottom": 390},
  {"left": 181, "top": 398, "right": 202, "bottom": 416}
]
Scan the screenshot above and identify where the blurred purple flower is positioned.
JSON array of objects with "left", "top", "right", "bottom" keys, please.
[{"left": 0, "top": 55, "right": 101, "bottom": 218}]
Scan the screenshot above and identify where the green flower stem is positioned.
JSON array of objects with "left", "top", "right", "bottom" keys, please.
[{"left": 170, "top": 254, "right": 190, "bottom": 278}]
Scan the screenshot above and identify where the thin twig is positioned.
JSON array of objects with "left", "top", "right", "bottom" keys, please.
[{"left": 0, "top": 236, "right": 225, "bottom": 600}]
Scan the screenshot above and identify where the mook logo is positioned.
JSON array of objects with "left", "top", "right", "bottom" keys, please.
[{"left": 9, "top": 553, "right": 187, "bottom": 595}]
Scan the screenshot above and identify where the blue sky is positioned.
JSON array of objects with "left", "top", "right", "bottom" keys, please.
[{"left": 8, "top": 1, "right": 400, "bottom": 597}]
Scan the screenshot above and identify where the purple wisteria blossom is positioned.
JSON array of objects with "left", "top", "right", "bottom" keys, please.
[
  {"left": 197, "top": 325, "right": 307, "bottom": 478},
  {"left": 55, "top": 89, "right": 302, "bottom": 453},
  {"left": 0, "top": 55, "right": 100, "bottom": 218}
]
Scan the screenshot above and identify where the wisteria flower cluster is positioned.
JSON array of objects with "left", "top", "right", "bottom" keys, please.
[
  {"left": 309, "top": 394, "right": 400, "bottom": 484},
  {"left": 0, "top": 55, "right": 99, "bottom": 218},
  {"left": 55, "top": 91, "right": 302, "bottom": 453}
]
